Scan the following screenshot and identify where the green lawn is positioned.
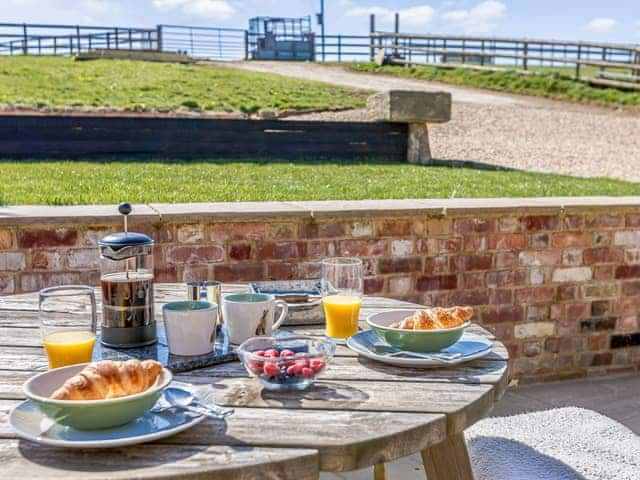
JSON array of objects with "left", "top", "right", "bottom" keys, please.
[
  {"left": 342, "top": 63, "right": 640, "bottom": 107},
  {"left": 0, "top": 57, "right": 367, "bottom": 113},
  {"left": 1, "top": 159, "right": 638, "bottom": 205}
]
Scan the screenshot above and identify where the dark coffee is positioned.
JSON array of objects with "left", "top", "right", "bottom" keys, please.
[{"left": 101, "top": 272, "right": 154, "bottom": 328}]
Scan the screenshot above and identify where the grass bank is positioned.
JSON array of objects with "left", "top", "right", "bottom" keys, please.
[
  {"left": 343, "top": 63, "right": 640, "bottom": 107},
  {"left": 1, "top": 159, "right": 638, "bottom": 205},
  {"left": 0, "top": 57, "right": 367, "bottom": 113}
]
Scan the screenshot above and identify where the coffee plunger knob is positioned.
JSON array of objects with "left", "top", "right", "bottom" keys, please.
[{"left": 118, "top": 202, "right": 132, "bottom": 216}]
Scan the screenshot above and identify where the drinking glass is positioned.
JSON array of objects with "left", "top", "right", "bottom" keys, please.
[
  {"left": 321, "top": 257, "right": 363, "bottom": 341},
  {"left": 39, "top": 285, "right": 97, "bottom": 369}
]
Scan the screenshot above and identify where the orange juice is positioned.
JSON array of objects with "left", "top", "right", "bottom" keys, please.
[
  {"left": 323, "top": 295, "right": 361, "bottom": 339},
  {"left": 43, "top": 331, "right": 96, "bottom": 369}
]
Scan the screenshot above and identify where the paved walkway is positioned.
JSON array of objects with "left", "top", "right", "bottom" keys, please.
[
  {"left": 321, "top": 373, "right": 640, "bottom": 479},
  {"left": 219, "top": 62, "right": 640, "bottom": 182}
]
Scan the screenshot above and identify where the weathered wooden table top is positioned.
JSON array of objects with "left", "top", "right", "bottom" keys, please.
[{"left": 0, "top": 283, "right": 509, "bottom": 480}]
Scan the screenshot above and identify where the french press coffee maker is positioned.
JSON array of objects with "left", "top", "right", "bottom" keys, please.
[{"left": 98, "top": 203, "right": 156, "bottom": 348}]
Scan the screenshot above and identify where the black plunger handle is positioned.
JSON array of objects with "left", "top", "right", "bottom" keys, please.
[{"left": 118, "top": 202, "right": 132, "bottom": 216}]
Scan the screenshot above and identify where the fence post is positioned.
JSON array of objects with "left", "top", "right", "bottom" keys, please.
[
  {"left": 76, "top": 25, "right": 81, "bottom": 52},
  {"left": 600, "top": 47, "right": 606, "bottom": 77},
  {"left": 369, "top": 14, "right": 375, "bottom": 62},
  {"left": 69, "top": 35, "right": 73, "bottom": 54},
  {"left": 37, "top": 37, "right": 41, "bottom": 55},
  {"left": 461, "top": 39, "right": 466, "bottom": 64},
  {"left": 393, "top": 12, "right": 399, "bottom": 57},
  {"left": 115, "top": 28, "right": 119, "bottom": 49},
  {"left": 244, "top": 30, "right": 249, "bottom": 60},
  {"left": 156, "top": 25, "right": 163, "bottom": 51},
  {"left": 128, "top": 29, "right": 132, "bottom": 49},
  {"left": 22, "top": 23, "right": 28, "bottom": 54},
  {"left": 575, "top": 44, "right": 581, "bottom": 79},
  {"left": 633, "top": 51, "right": 640, "bottom": 80},
  {"left": 338, "top": 34, "right": 342, "bottom": 62},
  {"left": 107, "top": 32, "right": 111, "bottom": 49},
  {"left": 523, "top": 41, "right": 528, "bottom": 70}
]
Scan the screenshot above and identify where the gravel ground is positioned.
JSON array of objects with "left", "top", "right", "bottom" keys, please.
[{"left": 214, "top": 61, "right": 640, "bottom": 182}]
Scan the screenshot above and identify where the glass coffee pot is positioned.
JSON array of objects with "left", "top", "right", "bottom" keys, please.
[{"left": 98, "top": 202, "right": 156, "bottom": 348}]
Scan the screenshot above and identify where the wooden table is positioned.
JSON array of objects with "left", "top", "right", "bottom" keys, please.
[{"left": 0, "top": 283, "right": 508, "bottom": 480}]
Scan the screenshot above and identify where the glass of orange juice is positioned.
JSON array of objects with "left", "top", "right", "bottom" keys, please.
[
  {"left": 321, "top": 257, "right": 363, "bottom": 342},
  {"left": 39, "top": 285, "right": 97, "bottom": 369}
]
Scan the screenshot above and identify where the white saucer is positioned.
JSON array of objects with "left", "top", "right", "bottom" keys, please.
[
  {"left": 347, "top": 330, "right": 493, "bottom": 368},
  {"left": 10, "top": 399, "right": 205, "bottom": 448}
]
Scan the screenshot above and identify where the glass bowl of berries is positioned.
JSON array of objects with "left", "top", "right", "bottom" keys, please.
[{"left": 237, "top": 335, "right": 336, "bottom": 391}]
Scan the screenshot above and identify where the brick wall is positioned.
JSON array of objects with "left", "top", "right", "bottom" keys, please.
[{"left": 1, "top": 199, "right": 640, "bottom": 382}]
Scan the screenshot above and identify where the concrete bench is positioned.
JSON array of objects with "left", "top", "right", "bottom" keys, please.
[{"left": 367, "top": 90, "right": 452, "bottom": 164}]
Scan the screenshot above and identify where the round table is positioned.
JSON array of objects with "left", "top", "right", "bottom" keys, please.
[{"left": 0, "top": 283, "right": 508, "bottom": 480}]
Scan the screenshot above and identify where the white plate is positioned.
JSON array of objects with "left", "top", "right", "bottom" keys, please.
[
  {"left": 9, "top": 399, "right": 205, "bottom": 449},
  {"left": 347, "top": 330, "right": 493, "bottom": 368}
]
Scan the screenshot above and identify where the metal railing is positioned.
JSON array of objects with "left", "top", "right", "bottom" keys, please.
[
  {"left": 370, "top": 31, "right": 640, "bottom": 86},
  {"left": 315, "top": 35, "right": 370, "bottom": 62},
  {"left": 0, "top": 23, "right": 157, "bottom": 55},
  {"left": 158, "top": 24, "right": 248, "bottom": 61}
]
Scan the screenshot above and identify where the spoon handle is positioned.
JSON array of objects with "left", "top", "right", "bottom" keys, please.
[
  {"left": 195, "top": 403, "right": 234, "bottom": 418},
  {"left": 183, "top": 404, "right": 233, "bottom": 419}
]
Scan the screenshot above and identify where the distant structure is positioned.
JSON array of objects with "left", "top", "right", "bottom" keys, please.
[{"left": 249, "top": 16, "right": 315, "bottom": 61}]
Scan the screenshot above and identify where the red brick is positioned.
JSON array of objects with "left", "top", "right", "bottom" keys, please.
[
  {"left": 208, "top": 223, "right": 265, "bottom": 242},
  {"left": 449, "top": 290, "right": 489, "bottom": 306},
  {"left": 489, "top": 233, "right": 527, "bottom": 251},
  {"left": 486, "top": 270, "right": 528, "bottom": 287},
  {"left": 515, "top": 287, "right": 555, "bottom": 303},
  {"left": 583, "top": 247, "right": 623, "bottom": 265},
  {"left": 213, "top": 264, "right": 264, "bottom": 282},
  {"left": 416, "top": 275, "right": 457, "bottom": 291},
  {"left": 308, "top": 241, "right": 336, "bottom": 259},
  {"left": 339, "top": 239, "right": 388, "bottom": 257},
  {"left": 626, "top": 214, "right": 640, "bottom": 227},
  {"left": 155, "top": 265, "right": 178, "bottom": 283},
  {"left": 462, "top": 235, "right": 487, "bottom": 252},
  {"left": 561, "top": 248, "right": 583, "bottom": 266},
  {"left": 259, "top": 242, "right": 307, "bottom": 260},
  {"left": 490, "top": 288, "right": 513, "bottom": 305},
  {"left": 557, "top": 285, "right": 577, "bottom": 301},
  {"left": 563, "top": 215, "right": 583, "bottom": 230},
  {"left": 530, "top": 233, "right": 549, "bottom": 248},
  {"left": 457, "top": 254, "right": 492, "bottom": 271},
  {"left": 378, "top": 257, "right": 422, "bottom": 274},
  {"left": 67, "top": 248, "right": 100, "bottom": 269},
  {"left": 591, "top": 300, "right": 611, "bottom": 316},
  {"left": 177, "top": 225, "right": 204, "bottom": 243},
  {"left": 590, "top": 352, "right": 613, "bottom": 366},
  {"left": 0, "top": 229, "right": 12, "bottom": 249},
  {"left": 297, "top": 261, "right": 321, "bottom": 279},
  {"left": 494, "top": 252, "right": 517, "bottom": 269},
  {"left": 482, "top": 305, "right": 523, "bottom": 323},
  {"left": 421, "top": 291, "right": 451, "bottom": 307},
  {"left": 17, "top": 229, "right": 78, "bottom": 248},
  {"left": 425, "top": 218, "right": 452, "bottom": 236},
  {"left": 266, "top": 263, "right": 296, "bottom": 280},
  {"left": 483, "top": 323, "right": 513, "bottom": 342},
  {"left": 364, "top": 277, "right": 385, "bottom": 294},
  {"left": 417, "top": 238, "right": 461, "bottom": 255},
  {"left": 593, "top": 232, "right": 610, "bottom": 247},
  {"left": 424, "top": 256, "right": 455, "bottom": 275},
  {"left": 613, "top": 296, "right": 640, "bottom": 315},
  {"left": 593, "top": 265, "right": 614, "bottom": 280},
  {"left": 622, "top": 280, "right": 640, "bottom": 297},
  {"left": 133, "top": 224, "right": 174, "bottom": 243},
  {"left": 585, "top": 215, "right": 623, "bottom": 229},
  {"left": 616, "top": 265, "right": 640, "bottom": 279},
  {"left": 298, "top": 222, "right": 345, "bottom": 239},
  {"left": 80, "top": 228, "right": 117, "bottom": 246},
  {"left": 552, "top": 232, "right": 593, "bottom": 248},
  {"left": 362, "top": 258, "right": 377, "bottom": 276},
  {"left": 229, "top": 243, "right": 252, "bottom": 261},
  {"left": 180, "top": 265, "right": 210, "bottom": 283},
  {"left": 523, "top": 341, "right": 542, "bottom": 357},
  {"left": 20, "top": 272, "right": 84, "bottom": 292},
  {"left": 376, "top": 220, "right": 411, "bottom": 236},
  {"left": 463, "top": 272, "right": 485, "bottom": 289},
  {"left": 526, "top": 304, "right": 549, "bottom": 321},
  {"left": 166, "top": 245, "right": 224, "bottom": 264},
  {"left": 499, "top": 217, "right": 520, "bottom": 233},
  {"left": 566, "top": 302, "right": 590, "bottom": 320},
  {"left": 521, "top": 215, "right": 559, "bottom": 232},
  {"left": 267, "top": 223, "right": 297, "bottom": 240},
  {"left": 453, "top": 218, "right": 495, "bottom": 234}
]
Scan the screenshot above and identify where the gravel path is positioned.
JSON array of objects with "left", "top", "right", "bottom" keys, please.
[{"left": 213, "top": 61, "right": 640, "bottom": 182}]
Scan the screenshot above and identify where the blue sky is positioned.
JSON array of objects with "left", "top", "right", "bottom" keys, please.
[{"left": 3, "top": 0, "right": 640, "bottom": 42}]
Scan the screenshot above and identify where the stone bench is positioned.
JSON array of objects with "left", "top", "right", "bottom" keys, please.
[{"left": 367, "top": 90, "right": 452, "bottom": 164}]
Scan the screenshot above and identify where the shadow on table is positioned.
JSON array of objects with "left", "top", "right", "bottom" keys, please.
[
  {"left": 467, "top": 436, "right": 589, "bottom": 480},
  {"left": 261, "top": 381, "right": 370, "bottom": 408}
]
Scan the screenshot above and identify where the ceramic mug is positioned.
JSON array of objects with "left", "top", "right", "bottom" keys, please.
[
  {"left": 223, "top": 293, "right": 288, "bottom": 345},
  {"left": 163, "top": 300, "right": 217, "bottom": 356}
]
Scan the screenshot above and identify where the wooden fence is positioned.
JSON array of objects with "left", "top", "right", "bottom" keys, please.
[{"left": 0, "top": 115, "right": 408, "bottom": 161}]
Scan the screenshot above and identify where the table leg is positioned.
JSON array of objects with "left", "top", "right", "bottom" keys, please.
[
  {"left": 420, "top": 433, "right": 474, "bottom": 480},
  {"left": 373, "top": 462, "right": 387, "bottom": 480}
]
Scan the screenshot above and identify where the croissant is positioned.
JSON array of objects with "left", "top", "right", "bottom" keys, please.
[
  {"left": 50, "top": 359, "right": 163, "bottom": 401},
  {"left": 389, "top": 306, "right": 474, "bottom": 330}
]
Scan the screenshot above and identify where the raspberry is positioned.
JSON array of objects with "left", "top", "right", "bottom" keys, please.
[
  {"left": 301, "top": 367, "right": 315, "bottom": 379},
  {"left": 280, "top": 349, "right": 296, "bottom": 357},
  {"left": 310, "top": 359, "right": 325, "bottom": 372},
  {"left": 263, "top": 362, "right": 281, "bottom": 377},
  {"left": 295, "top": 358, "right": 309, "bottom": 368},
  {"left": 286, "top": 364, "right": 300, "bottom": 376},
  {"left": 255, "top": 350, "right": 266, "bottom": 357},
  {"left": 264, "top": 349, "right": 280, "bottom": 358},
  {"left": 247, "top": 359, "right": 264, "bottom": 374}
]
